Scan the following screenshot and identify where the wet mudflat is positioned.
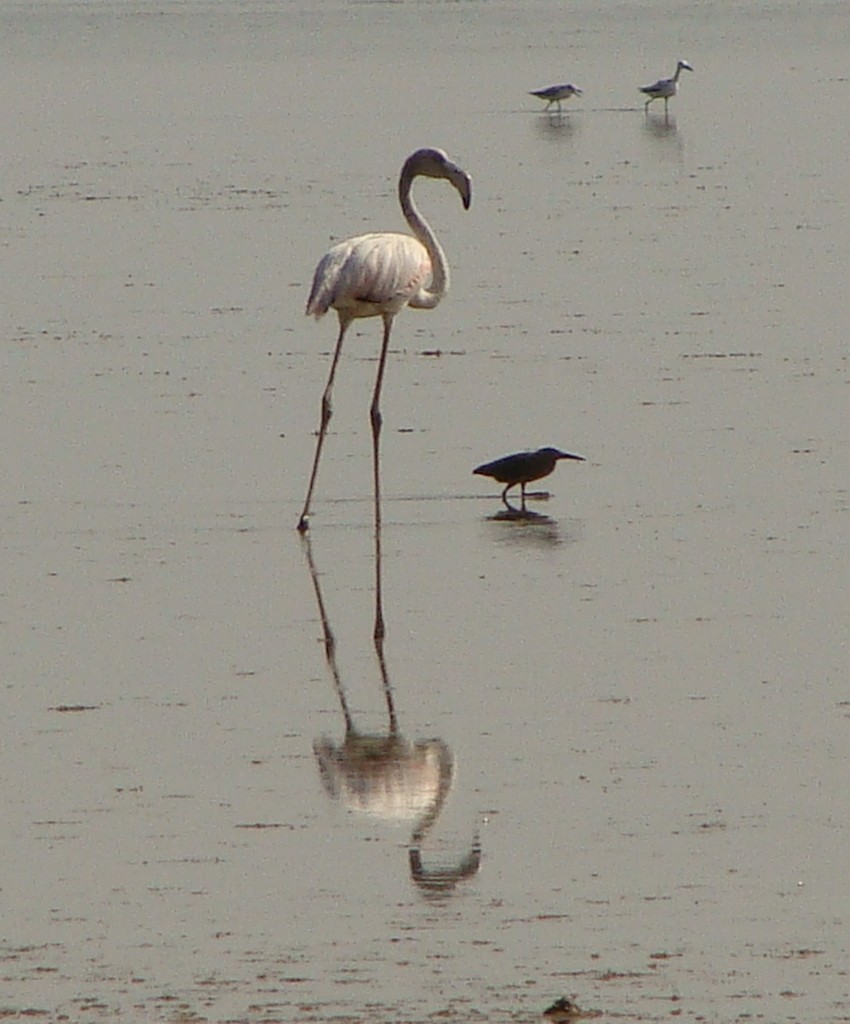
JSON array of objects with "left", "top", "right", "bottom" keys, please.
[{"left": 2, "top": 0, "right": 850, "bottom": 1021}]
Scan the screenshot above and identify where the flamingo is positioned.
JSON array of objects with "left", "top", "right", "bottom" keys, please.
[
  {"left": 297, "top": 147, "right": 472, "bottom": 532},
  {"left": 303, "top": 522, "right": 481, "bottom": 893},
  {"left": 639, "top": 60, "right": 693, "bottom": 115},
  {"left": 529, "top": 82, "right": 582, "bottom": 114}
]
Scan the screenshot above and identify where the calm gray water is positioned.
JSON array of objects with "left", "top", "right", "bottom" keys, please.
[{"left": 2, "top": 1, "right": 849, "bottom": 1021}]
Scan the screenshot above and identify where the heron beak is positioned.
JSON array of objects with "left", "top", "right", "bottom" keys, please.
[{"left": 558, "top": 451, "right": 585, "bottom": 462}]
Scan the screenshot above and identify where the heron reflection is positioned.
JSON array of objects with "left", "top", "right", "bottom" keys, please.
[{"left": 303, "top": 525, "right": 480, "bottom": 896}]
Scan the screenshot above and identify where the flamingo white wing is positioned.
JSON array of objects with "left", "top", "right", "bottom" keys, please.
[{"left": 306, "top": 232, "right": 431, "bottom": 320}]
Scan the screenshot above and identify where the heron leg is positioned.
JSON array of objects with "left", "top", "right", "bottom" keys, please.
[
  {"left": 520, "top": 482, "right": 527, "bottom": 510},
  {"left": 297, "top": 315, "right": 350, "bottom": 531}
]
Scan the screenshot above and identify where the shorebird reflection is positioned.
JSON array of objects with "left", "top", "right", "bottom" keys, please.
[
  {"left": 303, "top": 528, "right": 480, "bottom": 896},
  {"left": 643, "top": 111, "right": 683, "bottom": 139}
]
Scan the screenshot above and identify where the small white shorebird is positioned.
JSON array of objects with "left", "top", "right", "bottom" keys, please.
[
  {"left": 639, "top": 60, "right": 693, "bottom": 114},
  {"left": 530, "top": 82, "right": 582, "bottom": 114}
]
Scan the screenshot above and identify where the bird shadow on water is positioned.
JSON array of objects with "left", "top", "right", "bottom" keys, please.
[
  {"left": 642, "top": 112, "right": 683, "bottom": 142},
  {"left": 302, "top": 523, "right": 481, "bottom": 898},
  {"left": 534, "top": 112, "right": 579, "bottom": 141},
  {"left": 484, "top": 499, "right": 564, "bottom": 547},
  {"left": 640, "top": 115, "right": 685, "bottom": 165}
]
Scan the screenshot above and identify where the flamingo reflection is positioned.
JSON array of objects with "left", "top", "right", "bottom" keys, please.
[{"left": 303, "top": 524, "right": 480, "bottom": 895}]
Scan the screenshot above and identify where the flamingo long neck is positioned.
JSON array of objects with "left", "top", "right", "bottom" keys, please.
[{"left": 399, "top": 168, "right": 449, "bottom": 309}]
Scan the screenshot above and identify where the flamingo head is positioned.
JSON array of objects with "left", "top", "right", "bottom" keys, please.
[{"left": 405, "top": 148, "right": 472, "bottom": 210}]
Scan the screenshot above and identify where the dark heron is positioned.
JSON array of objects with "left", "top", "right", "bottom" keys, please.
[{"left": 473, "top": 446, "right": 585, "bottom": 509}]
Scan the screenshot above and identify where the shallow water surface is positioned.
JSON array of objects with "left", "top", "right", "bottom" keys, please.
[{"left": 2, "top": 0, "right": 849, "bottom": 1021}]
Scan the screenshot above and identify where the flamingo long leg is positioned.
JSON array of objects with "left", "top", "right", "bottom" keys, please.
[
  {"left": 369, "top": 315, "right": 394, "bottom": 642},
  {"left": 297, "top": 316, "right": 351, "bottom": 532},
  {"left": 369, "top": 314, "right": 393, "bottom": 548}
]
